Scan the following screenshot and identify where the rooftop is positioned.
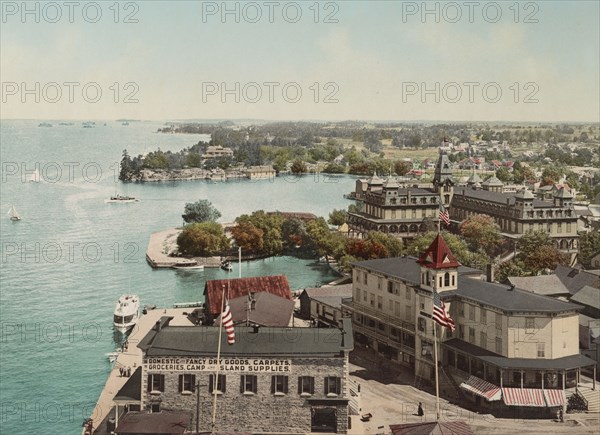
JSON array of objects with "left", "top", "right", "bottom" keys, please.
[
  {"left": 219, "top": 291, "right": 294, "bottom": 327},
  {"left": 507, "top": 275, "right": 570, "bottom": 297},
  {"left": 139, "top": 318, "right": 354, "bottom": 357},
  {"left": 454, "top": 187, "right": 562, "bottom": 209}
]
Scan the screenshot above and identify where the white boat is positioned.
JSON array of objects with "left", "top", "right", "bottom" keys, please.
[
  {"left": 113, "top": 295, "right": 140, "bottom": 332},
  {"left": 105, "top": 194, "right": 139, "bottom": 203},
  {"left": 106, "top": 349, "right": 121, "bottom": 363},
  {"left": 220, "top": 260, "right": 233, "bottom": 272},
  {"left": 173, "top": 263, "right": 204, "bottom": 270},
  {"left": 28, "top": 169, "right": 41, "bottom": 183},
  {"left": 7, "top": 205, "right": 21, "bottom": 221}
]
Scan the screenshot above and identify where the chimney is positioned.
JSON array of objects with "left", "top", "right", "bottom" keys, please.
[
  {"left": 155, "top": 320, "right": 162, "bottom": 332},
  {"left": 486, "top": 264, "right": 494, "bottom": 283}
]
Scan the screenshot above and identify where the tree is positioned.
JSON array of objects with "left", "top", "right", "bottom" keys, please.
[
  {"left": 366, "top": 232, "right": 403, "bottom": 257},
  {"left": 578, "top": 232, "right": 600, "bottom": 269},
  {"left": 182, "top": 200, "right": 221, "bottom": 224},
  {"left": 231, "top": 222, "right": 264, "bottom": 254},
  {"left": 177, "top": 222, "right": 229, "bottom": 256},
  {"left": 496, "top": 259, "right": 527, "bottom": 283},
  {"left": 119, "top": 149, "right": 135, "bottom": 181},
  {"left": 495, "top": 167, "right": 512, "bottom": 183},
  {"left": 328, "top": 209, "right": 348, "bottom": 226},
  {"left": 291, "top": 160, "right": 306, "bottom": 174},
  {"left": 517, "top": 230, "right": 568, "bottom": 274},
  {"left": 394, "top": 161, "right": 411, "bottom": 176},
  {"left": 459, "top": 214, "right": 502, "bottom": 256},
  {"left": 236, "top": 211, "right": 284, "bottom": 256}
]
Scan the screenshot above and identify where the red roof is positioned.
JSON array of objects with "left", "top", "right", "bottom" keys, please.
[
  {"left": 390, "top": 421, "right": 475, "bottom": 435},
  {"left": 417, "top": 233, "right": 459, "bottom": 270},
  {"left": 204, "top": 275, "right": 291, "bottom": 315}
]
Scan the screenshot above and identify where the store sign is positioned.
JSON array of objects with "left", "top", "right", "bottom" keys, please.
[{"left": 144, "top": 357, "right": 292, "bottom": 373}]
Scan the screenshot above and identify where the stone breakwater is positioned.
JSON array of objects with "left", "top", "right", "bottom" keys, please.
[{"left": 130, "top": 168, "right": 246, "bottom": 182}]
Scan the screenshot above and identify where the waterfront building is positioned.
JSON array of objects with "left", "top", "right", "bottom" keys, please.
[
  {"left": 137, "top": 316, "right": 354, "bottom": 433},
  {"left": 203, "top": 276, "right": 292, "bottom": 324},
  {"left": 245, "top": 165, "right": 276, "bottom": 180},
  {"left": 226, "top": 291, "right": 294, "bottom": 327},
  {"left": 342, "top": 234, "right": 597, "bottom": 413}
]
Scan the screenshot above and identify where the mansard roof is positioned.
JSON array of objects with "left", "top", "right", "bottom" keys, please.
[
  {"left": 417, "top": 233, "right": 460, "bottom": 270},
  {"left": 453, "top": 187, "right": 559, "bottom": 209}
]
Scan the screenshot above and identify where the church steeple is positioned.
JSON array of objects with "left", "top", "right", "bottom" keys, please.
[
  {"left": 433, "top": 152, "right": 454, "bottom": 207},
  {"left": 417, "top": 233, "right": 459, "bottom": 293}
]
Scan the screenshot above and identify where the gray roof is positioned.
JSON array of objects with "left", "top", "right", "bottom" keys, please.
[
  {"left": 223, "top": 291, "right": 294, "bottom": 327},
  {"left": 454, "top": 187, "right": 558, "bottom": 208},
  {"left": 354, "top": 257, "right": 581, "bottom": 314},
  {"left": 303, "top": 284, "right": 353, "bottom": 298},
  {"left": 482, "top": 176, "right": 503, "bottom": 186},
  {"left": 570, "top": 285, "right": 600, "bottom": 309},
  {"left": 515, "top": 188, "right": 534, "bottom": 199},
  {"left": 507, "top": 275, "right": 570, "bottom": 296},
  {"left": 554, "top": 265, "right": 600, "bottom": 295},
  {"left": 139, "top": 318, "right": 353, "bottom": 357},
  {"left": 444, "top": 338, "right": 596, "bottom": 370}
]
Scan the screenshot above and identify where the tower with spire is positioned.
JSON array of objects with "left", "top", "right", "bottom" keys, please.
[
  {"left": 433, "top": 152, "right": 454, "bottom": 207},
  {"left": 417, "top": 233, "right": 459, "bottom": 294}
]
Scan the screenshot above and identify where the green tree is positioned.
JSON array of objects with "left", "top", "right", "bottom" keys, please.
[
  {"left": 236, "top": 211, "right": 284, "bottom": 256},
  {"left": 517, "top": 230, "right": 568, "bottom": 274},
  {"left": 394, "top": 161, "right": 411, "bottom": 176},
  {"left": 495, "top": 166, "right": 512, "bottom": 183},
  {"left": 578, "top": 232, "right": 600, "bottom": 269},
  {"left": 119, "top": 149, "right": 135, "bottom": 181},
  {"left": 182, "top": 200, "right": 221, "bottom": 224},
  {"left": 459, "top": 214, "right": 502, "bottom": 256},
  {"left": 496, "top": 259, "right": 527, "bottom": 283},
  {"left": 328, "top": 209, "right": 348, "bottom": 226},
  {"left": 406, "top": 231, "right": 480, "bottom": 267},
  {"left": 366, "top": 232, "right": 403, "bottom": 257},
  {"left": 177, "top": 222, "right": 229, "bottom": 256}
]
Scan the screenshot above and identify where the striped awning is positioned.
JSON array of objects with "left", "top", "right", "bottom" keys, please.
[
  {"left": 502, "top": 388, "right": 546, "bottom": 407},
  {"left": 460, "top": 376, "right": 502, "bottom": 401},
  {"left": 543, "top": 389, "right": 565, "bottom": 407}
]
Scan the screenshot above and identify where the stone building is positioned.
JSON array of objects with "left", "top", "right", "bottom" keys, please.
[
  {"left": 203, "top": 145, "right": 234, "bottom": 159},
  {"left": 299, "top": 284, "right": 353, "bottom": 327},
  {"left": 342, "top": 234, "right": 597, "bottom": 413},
  {"left": 137, "top": 317, "right": 354, "bottom": 433}
]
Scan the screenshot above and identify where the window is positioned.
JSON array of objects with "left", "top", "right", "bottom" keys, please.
[
  {"left": 209, "top": 374, "right": 226, "bottom": 393},
  {"left": 495, "top": 337, "right": 502, "bottom": 354},
  {"left": 537, "top": 343, "right": 545, "bottom": 358},
  {"left": 355, "top": 288, "right": 361, "bottom": 301},
  {"left": 377, "top": 296, "right": 383, "bottom": 310},
  {"left": 469, "top": 305, "right": 475, "bottom": 321},
  {"left": 480, "top": 331, "right": 486, "bottom": 348},
  {"left": 495, "top": 313, "right": 502, "bottom": 330},
  {"left": 150, "top": 403, "right": 160, "bottom": 413},
  {"left": 406, "top": 287, "right": 411, "bottom": 300},
  {"left": 363, "top": 272, "right": 367, "bottom": 285},
  {"left": 324, "top": 377, "right": 341, "bottom": 396},
  {"left": 405, "top": 305, "right": 412, "bottom": 322},
  {"left": 378, "top": 278, "right": 382, "bottom": 290},
  {"left": 418, "top": 317, "right": 426, "bottom": 332},
  {"left": 147, "top": 374, "right": 164, "bottom": 393},
  {"left": 370, "top": 293, "right": 375, "bottom": 307},
  {"left": 363, "top": 290, "right": 367, "bottom": 302},
  {"left": 444, "top": 272, "right": 450, "bottom": 287},
  {"left": 271, "top": 375, "right": 289, "bottom": 395},
  {"left": 525, "top": 317, "right": 535, "bottom": 333},
  {"left": 468, "top": 327, "right": 475, "bottom": 343},
  {"left": 387, "top": 281, "right": 394, "bottom": 294},
  {"left": 240, "top": 375, "right": 257, "bottom": 394},
  {"left": 480, "top": 309, "right": 486, "bottom": 324},
  {"left": 388, "top": 299, "right": 393, "bottom": 311},
  {"left": 178, "top": 374, "right": 196, "bottom": 393},
  {"left": 298, "top": 376, "right": 315, "bottom": 395},
  {"left": 458, "top": 324, "right": 465, "bottom": 340}
]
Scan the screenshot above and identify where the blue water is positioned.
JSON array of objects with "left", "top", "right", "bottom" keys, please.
[{"left": 0, "top": 120, "right": 356, "bottom": 434}]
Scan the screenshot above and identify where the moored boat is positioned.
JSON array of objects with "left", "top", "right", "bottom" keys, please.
[
  {"left": 220, "top": 260, "right": 233, "bottom": 271},
  {"left": 113, "top": 295, "right": 140, "bottom": 332},
  {"left": 105, "top": 194, "right": 139, "bottom": 203},
  {"left": 173, "top": 262, "right": 204, "bottom": 270}
]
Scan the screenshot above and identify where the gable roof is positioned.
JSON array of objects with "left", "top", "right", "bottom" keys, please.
[
  {"left": 221, "top": 291, "right": 294, "bottom": 327},
  {"left": 507, "top": 275, "right": 570, "bottom": 297},
  {"left": 554, "top": 265, "right": 599, "bottom": 295},
  {"left": 570, "top": 285, "right": 600, "bottom": 309},
  {"left": 417, "top": 233, "right": 460, "bottom": 270},
  {"left": 204, "top": 275, "right": 291, "bottom": 315}
]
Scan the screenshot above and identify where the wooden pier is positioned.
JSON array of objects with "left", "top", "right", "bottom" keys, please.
[{"left": 84, "top": 308, "right": 194, "bottom": 434}]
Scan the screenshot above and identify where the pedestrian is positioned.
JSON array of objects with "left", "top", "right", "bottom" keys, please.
[
  {"left": 127, "top": 367, "right": 131, "bottom": 377},
  {"left": 558, "top": 408, "right": 564, "bottom": 422},
  {"left": 417, "top": 402, "right": 424, "bottom": 417},
  {"left": 119, "top": 367, "right": 123, "bottom": 377}
]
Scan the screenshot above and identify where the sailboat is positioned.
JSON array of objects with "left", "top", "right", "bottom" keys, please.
[
  {"left": 7, "top": 205, "right": 21, "bottom": 221},
  {"left": 28, "top": 169, "right": 41, "bottom": 183}
]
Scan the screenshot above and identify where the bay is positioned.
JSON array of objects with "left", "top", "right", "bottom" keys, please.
[{"left": 0, "top": 120, "right": 356, "bottom": 434}]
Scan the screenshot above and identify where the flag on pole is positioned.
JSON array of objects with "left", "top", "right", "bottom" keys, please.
[
  {"left": 221, "top": 300, "right": 235, "bottom": 345},
  {"left": 432, "top": 289, "right": 455, "bottom": 331},
  {"left": 439, "top": 203, "right": 450, "bottom": 226}
]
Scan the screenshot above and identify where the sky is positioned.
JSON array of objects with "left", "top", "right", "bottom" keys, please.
[{"left": 1, "top": 0, "right": 599, "bottom": 122}]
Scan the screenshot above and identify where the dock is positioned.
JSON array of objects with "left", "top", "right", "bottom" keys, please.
[{"left": 84, "top": 308, "right": 194, "bottom": 434}]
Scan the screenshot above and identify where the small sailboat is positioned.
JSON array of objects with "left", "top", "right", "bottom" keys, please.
[
  {"left": 28, "top": 169, "right": 41, "bottom": 183},
  {"left": 7, "top": 205, "right": 21, "bottom": 221}
]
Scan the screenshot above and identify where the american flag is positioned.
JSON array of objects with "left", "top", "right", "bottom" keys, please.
[
  {"left": 432, "top": 289, "right": 455, "bottom": 331},
  {"left": 221, "top": 300, "right": 235, "bottom": 345},
  {"left": 439, "top": 203, "right": 450, "bottom": 226}
]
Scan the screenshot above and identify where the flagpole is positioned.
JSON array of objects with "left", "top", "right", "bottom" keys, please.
[
  {"left": 211, "top": 284, "right": 226, "bottom": 434},
  {"left": 433, "top": 321, "right": 440, "bottom": 422}
]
